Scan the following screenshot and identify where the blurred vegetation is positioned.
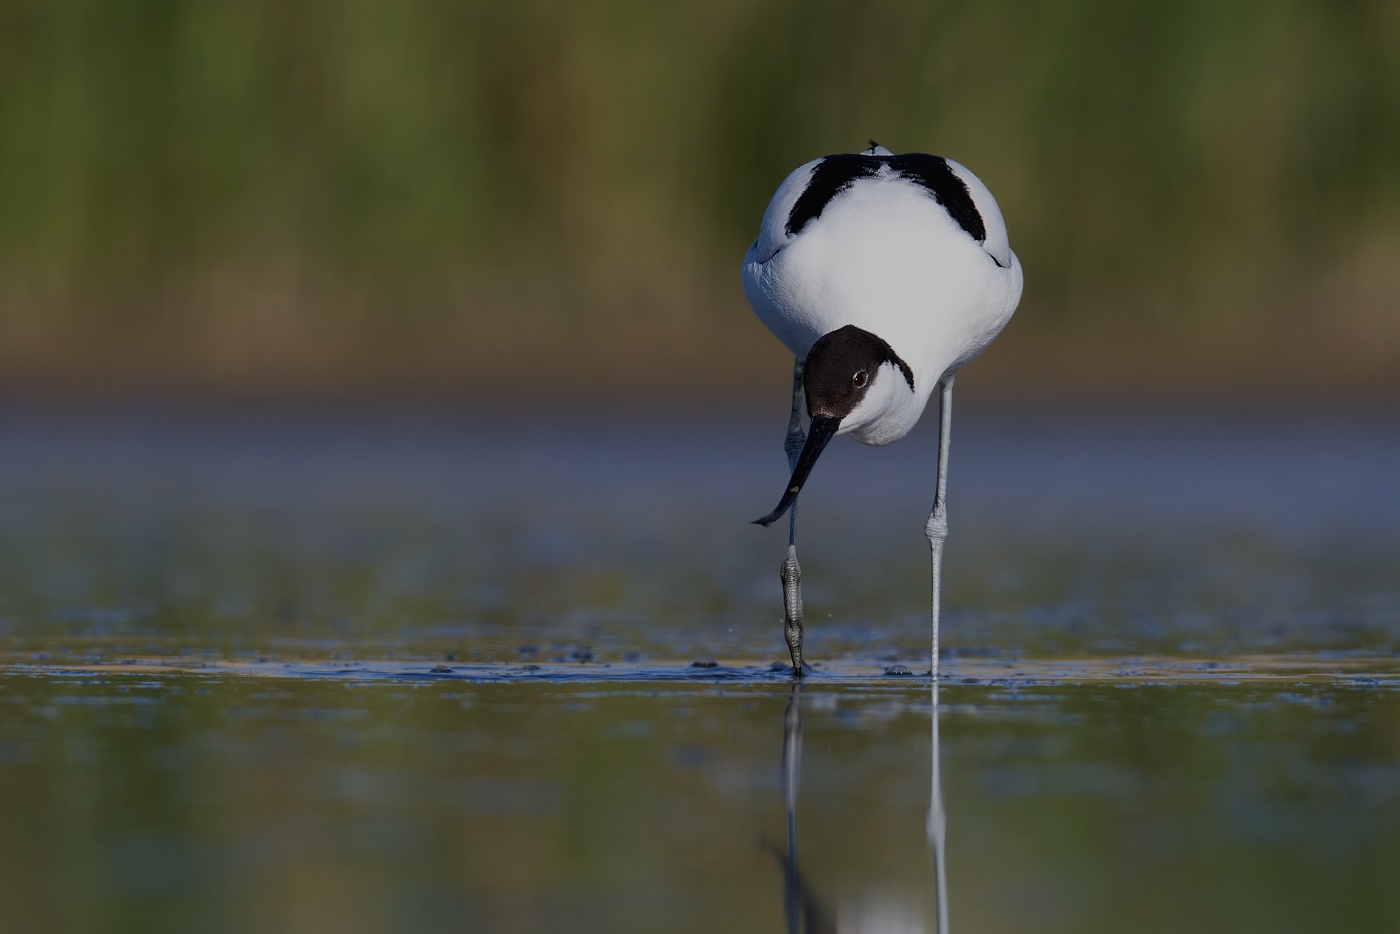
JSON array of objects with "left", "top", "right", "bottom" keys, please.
[{"left": 1, "top": 0, "right": 1397, "bottom": 399}]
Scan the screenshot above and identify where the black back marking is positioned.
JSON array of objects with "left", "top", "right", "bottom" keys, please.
[
  {"left": 803, "top": 324, "right": 915, "bottom": 420},
  {"left": 784, "top": 151, "right": 987, "bottom": 244},
  {"left": 886, "top": 154, "right": 987, "bottom": 243},
  {"left": 785, "top": 154, "right": 882, "bottom": 237}
]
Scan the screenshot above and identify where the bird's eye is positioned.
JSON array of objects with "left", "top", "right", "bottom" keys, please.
[{"left": 852, "top": 370, "right": 868, "bottom": 388}]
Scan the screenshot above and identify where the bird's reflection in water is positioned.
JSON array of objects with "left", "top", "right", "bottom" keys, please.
[
  {"left": 771, "top": 683, "right": 834, "bottom": 934},
  {"left": 769, "top": 683, "right": 949, "bottom": 934},
  {"left": 929, "top": 681, "right": 949, "bottom": 934}
]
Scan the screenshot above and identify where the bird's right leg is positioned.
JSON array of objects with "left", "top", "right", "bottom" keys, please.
[{"left": 781, "top": 357, "right": 807, "bottom": 675}]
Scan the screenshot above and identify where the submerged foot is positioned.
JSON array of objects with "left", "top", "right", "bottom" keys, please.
[{"left": 771, "top": 660, "right": 815, "bottom": 679}]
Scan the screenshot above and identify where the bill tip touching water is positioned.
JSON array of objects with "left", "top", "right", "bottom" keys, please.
[{"left": 743, "top": 141, "right": 1023, "bottom": 677}]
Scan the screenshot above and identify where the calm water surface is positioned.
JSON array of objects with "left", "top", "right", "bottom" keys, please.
[{"left": 0, "top": 405, "right": 1398, "bottom": 932}]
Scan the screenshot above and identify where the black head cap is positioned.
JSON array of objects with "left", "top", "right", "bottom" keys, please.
[
  {"left": 751, "top": 326, "right": 914, "bottom": 528},
  {"left": 803, "top": 325, "right": 915, "bottom": 419}
]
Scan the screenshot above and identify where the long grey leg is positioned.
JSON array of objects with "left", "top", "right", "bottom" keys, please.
[
  {"left": 781, "top": 357, "right": 807, "bottom": 675},
  {"left": 924, "top": 376, "right": 955, "bottom": 680}
]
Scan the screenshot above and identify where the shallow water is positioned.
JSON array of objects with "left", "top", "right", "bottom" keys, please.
[
  {"left": 1, "top": 405, "right": 1398, "bottom": 932},
  {"left": 2, "top": 675, "right": 1398, "bottom": 933}
]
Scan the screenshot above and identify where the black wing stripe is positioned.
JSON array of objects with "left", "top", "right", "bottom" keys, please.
[
  {"left": 887, "top": 154, "right": 987, "bottom": 243},
  {"left": 784, "top": 154, "right": 882, "bottom": 237},
  {"left": 783, "top": 152, "right": 988, "bottom": 245}
]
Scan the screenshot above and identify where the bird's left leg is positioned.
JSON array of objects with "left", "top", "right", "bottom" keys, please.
[
  {"left": 781, "top": 357, "right": 807, "bottom": 675},
  {"left": 925, "top": 376, "right": 955, "bottom": 681}
]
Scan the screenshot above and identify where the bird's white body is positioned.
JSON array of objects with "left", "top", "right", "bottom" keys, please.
[
  {"left": 742, "top": 149, "right": 1022, "bottom": 445},
  {"left": 744, "top": 146, "right": 1022, "bottom": 678}
]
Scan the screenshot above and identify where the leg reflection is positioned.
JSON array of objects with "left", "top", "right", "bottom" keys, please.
[
  {"left": 783, "top": 683, "right": 802, "bottom": 933},
  {"left": 929, "top": 680, "right": 949, "bottom": 934},
  {"left": 768, "top": 683, "right": 835, "bottom": 934}
]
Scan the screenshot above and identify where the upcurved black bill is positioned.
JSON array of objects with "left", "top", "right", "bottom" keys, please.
[{"left": 752, "top": 415, "right": 841, "bottom": 527}]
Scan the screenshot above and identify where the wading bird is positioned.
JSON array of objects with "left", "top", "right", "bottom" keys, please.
[{"left": 744, "top": 143, "right": 1023, "bottom": 677}]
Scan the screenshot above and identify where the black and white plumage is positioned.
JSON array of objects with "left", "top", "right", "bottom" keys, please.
[{"left": 743, "top": 144, "right": 1023, "bottom": 677}]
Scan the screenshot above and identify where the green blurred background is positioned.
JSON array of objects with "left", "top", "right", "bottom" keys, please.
[{"left": 2, "top": 0, "right": 1397, "bottom": 403}]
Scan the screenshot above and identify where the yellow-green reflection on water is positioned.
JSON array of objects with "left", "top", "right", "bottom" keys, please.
[{"left": 1, "top": 673, "right": 1398, "bottom": 933}]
